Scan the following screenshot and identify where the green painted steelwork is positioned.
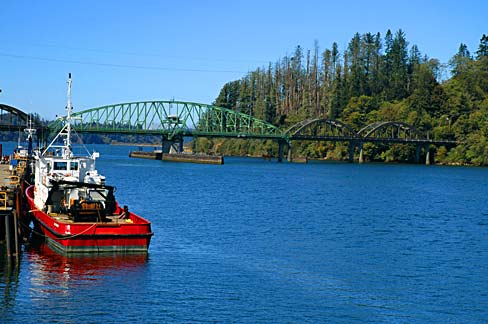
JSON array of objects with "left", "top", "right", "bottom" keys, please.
[
  {"left": 0, "top": 104, "right": 47, "bottom": 131},
  {"left": 46, "top": 101, "right": 458, "bottom": 148},
  {"left": 285, "top": 118, "right": 357, "bottom": 138},
  {"left": 48, "top": 101, "right": 283, "bottom": 139},
  {"left": 357, "top": 121, "right": 421, "bottom": 139}
]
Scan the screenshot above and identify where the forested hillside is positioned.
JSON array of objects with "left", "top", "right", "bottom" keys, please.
[{"left": 199, "top": 30, "right": 487, "bottom": 165}]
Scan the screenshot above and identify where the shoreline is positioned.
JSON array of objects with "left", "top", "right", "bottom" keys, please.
[
  {"left": 111, "top": 142, "right": 159, "bottom": 147},
  {"left": 107, "top": 142, "right": 483, "bottom": 167}
]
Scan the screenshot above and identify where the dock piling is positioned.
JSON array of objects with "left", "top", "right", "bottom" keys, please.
[
  {"left": 2, "top": 209, "right": 19, "bottom": 263},
  {"left": 13, "top": 211, "right": 19, "bottom": 263},
  {"left": 4, "top": 210, "right": 11, "bottom": 257}
]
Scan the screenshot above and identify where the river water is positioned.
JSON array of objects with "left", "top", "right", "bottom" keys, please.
[{"left": 1, "top": 143, "right": 487, "bottom": 323}]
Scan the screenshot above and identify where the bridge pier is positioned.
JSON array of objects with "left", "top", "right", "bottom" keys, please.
[
  {"left": 348, "top": 141, "right": 364, "bottom": 163},
  {"left": 277, "top": 140, "right": 286, "bottom": 163},
  {"left": 349, "top": 141, "right": 364, "bottom": 163},
  {"left": 161, "top": 135, "right": 184, "bottom": 154},
  {"left": 287, "top": 141, "right": 293, "bottom": 162},
  {"left": 169, "top": 137, "right": 184, "bottom": 154},
  {"left": 348, "top": 141, "right": 355, "bottom": 163},
  {"left": 425, "top": 145, "right": 431, "bottom": 165},
  {"left": 416, "top": 144, "right": 433, "bottom": 165},
  {"left": 358, "top": 142, "right": 364, "bottom": 164}
]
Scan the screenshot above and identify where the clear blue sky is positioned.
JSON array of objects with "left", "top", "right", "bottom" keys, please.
[{"left": 1, "top": 0, "right": 486, "bottom": 119}]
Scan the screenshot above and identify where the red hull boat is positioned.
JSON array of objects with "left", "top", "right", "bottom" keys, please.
[
  {"left": 26, "top": 185, "right": 153, "bottom": 253},
  {"left": 25, "top": 74, "right": 153, "bottom": 254}
]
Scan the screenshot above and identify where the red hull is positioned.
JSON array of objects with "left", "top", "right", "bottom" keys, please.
[{"left": 26, "top": 185, "right": 153, "bottom": 253}]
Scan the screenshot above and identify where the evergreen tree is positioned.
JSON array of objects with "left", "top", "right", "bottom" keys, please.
[
  {"left": 331, "top": 42, "right": 339, "bottom": 80},
  {"left": 330, "top": 64, "right": 346, "bottom": 119},
  {"left": 214, "top": 80, "right": 240, "bottom": 109},
  {"left": 382, "top": 29, "right": 394, "bottom": 98},
  {"left": 387, "top": 29, "right": 409, "bottom": 100},
  {"left": 476, "top": 34, "right": 488, "bottom": 59},
  {"left": 362, "top": 32, "right": 377, "bottom": 96},
  {"left": 370, "top": 32, "right": 382, "bottom": 96},
  {"left": 209, "top": 29, "right": 487, "bottom": 165},
  {"left": 347, "top": 32, "right": 363, "bottom": 97},
  {"left": 320, "top": 48, "right": 333, "bottom": 116},
  {"left": 449, "top": 43, "right": 472, "bottom": 76}
]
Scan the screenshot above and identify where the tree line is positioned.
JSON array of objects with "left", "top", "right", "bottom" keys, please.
[{"left": 205, "top": 30, "right": 487, "bottom": 165}]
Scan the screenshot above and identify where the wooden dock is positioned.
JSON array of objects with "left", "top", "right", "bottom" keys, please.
[{"left": 0, "top": 161, "right": 27, "bottom": 263}]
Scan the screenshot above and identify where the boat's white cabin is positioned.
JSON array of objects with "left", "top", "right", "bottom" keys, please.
[{"left": 33, "top": 153, "right": 108, "bottom": 213}]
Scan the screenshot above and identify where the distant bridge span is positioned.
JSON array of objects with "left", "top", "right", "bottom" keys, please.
[
  {"left": 286, "top": 118, "right": 456, "bottom": 146},
  {"left": 0, "top": 104, "right": 47, "bottom": 132},
  {"left": 1, "top": 101, "right": 458, "bottom": 163},
  {"left": 48, "top": 101, "right": 456, "bottom": 143},
  {"left": 48, "top": 100, "right": 457, "bottom": 163},
  {"left": 48, "top": 100, "right": 283, "bottom": 140}
]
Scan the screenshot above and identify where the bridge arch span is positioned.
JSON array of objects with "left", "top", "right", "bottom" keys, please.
[
  {"left": 285, "top": 118, "right": 357, "bottom": 139},
  {"left": 357, "top": 121, "right": 422, "bottom": 140},
  {"left": 0, "top": 104, "right": 29, "bottom": 123},
  {"left": 0, "top": 103, "right": 47, "bottom": 132}
]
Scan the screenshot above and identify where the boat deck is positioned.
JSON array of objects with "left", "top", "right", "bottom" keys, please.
[{"left": 46, "top": 212, "right": 131, "bottom": 225}]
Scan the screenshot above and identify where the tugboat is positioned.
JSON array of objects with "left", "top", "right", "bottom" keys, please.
[{"left": 25, "top": 74, "right": 153, "bottom": 253}]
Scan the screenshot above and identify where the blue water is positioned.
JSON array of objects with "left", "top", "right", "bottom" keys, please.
[{"left": 1, "top": 143, "right": 488, "bottom": 323}]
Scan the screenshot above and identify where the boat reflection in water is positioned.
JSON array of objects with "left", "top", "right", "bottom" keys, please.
[
  {"left": 1, "top": 239, "right": 149, "bottom": 321},
  {"left": 24, "top": 240, "right": 149, "bottom": 295}
]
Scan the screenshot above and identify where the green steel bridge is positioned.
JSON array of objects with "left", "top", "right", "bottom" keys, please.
[
  {"left": 48, "top": 100, "right": 284, "bottom": 140},
  {"left": 1, "top": 101, "right": 458, "bottom": 163}
]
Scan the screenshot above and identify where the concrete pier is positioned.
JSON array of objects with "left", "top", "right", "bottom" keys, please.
[
  {"left": 129, "top": 151, "right": 162, "bottom": 160},
  {"left": 162, "top": 153, "right": 224, "bottom": 164},
  {"left": 129, "top": 151, "right": 224, "bottom": 164}
]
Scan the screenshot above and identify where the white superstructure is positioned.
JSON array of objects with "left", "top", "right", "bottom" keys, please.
[{"left": 33, "top": 74, "right": 110, "bottom": 215}]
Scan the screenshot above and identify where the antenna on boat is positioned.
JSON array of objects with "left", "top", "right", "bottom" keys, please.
[
  {"left": 42, "top": 73, "right": 96, "bottom": 159},
  {"left": 24, "top": 114, "right": 37, "bottom": 156},
  {"left": 42, "top": 73, "right": 74, "bottom": 157},
  {"left": 64, "top": 73, "right": 72, "bottom": 157}
]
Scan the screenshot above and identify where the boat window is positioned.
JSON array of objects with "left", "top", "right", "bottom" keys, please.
[
  {"left": 53, "top": 161, "right": 68, "bottom": 170},
  {"left": 70, "top": 162, "right": 79, "bottom": 171}
]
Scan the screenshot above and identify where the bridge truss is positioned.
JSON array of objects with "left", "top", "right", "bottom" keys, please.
[
  {"left": 0, "top": 101, "right": 459, "bottom": 163},
  {"left": 285, "top": 118, "right": 357, "bottom": 141},
  {"left": 49, "top": 101, "right": 283, "bottom": 140}
]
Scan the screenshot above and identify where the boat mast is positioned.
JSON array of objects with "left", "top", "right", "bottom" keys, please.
[
  {"left": 63, "top": 73, "right": 73, "bottom": 158},
  {"left": 42, "top": 73, "right": 94, "bottom": 159},
  {"left": 24, "top": 114, "right": 37, "bottom": 156}
]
